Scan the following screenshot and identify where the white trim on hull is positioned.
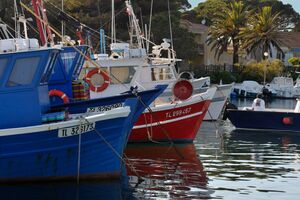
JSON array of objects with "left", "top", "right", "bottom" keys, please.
[
  {"left": 133, "top": 111, "right": 203, "bottom": 129},
  {"left": 0, "top": 107, "right": 130, "bottom": 136}
]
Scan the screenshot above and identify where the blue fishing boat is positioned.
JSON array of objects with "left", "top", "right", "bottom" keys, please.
[
  {"left": 48, "top": 45, "right": 167, "bottom": 128},
  {"left": 0, "top": 36, "right": 141, "bottom": 182},
  {"left": 225, "top": 100, "right": 300, "bottom": 132}
]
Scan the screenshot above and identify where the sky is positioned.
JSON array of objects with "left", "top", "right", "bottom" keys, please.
[{"left": 189, "top": 0, "right": 300, "bottom": 14}]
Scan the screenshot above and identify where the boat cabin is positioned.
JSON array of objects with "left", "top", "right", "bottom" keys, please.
[
  {"left": 0, "top": 48, "right": 59, "bottom": 129},
  {"left": 48, "top": 45, "right": 88, "bottom": 104}
]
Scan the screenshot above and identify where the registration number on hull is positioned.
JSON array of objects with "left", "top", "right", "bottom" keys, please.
[
  {"left": 58, "top": 123, "right": 95, "bottom": 138},
  {"left": 87, "top": 103, "right": 123, "bottom": 113}
]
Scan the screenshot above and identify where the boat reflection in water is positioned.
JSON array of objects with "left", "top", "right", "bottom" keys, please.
[
  {"left": 0, "top": 174, "right": 134, "bottom": 200},
  {"left": 125, "top": 143, "right": 213, "bottom": 199}
]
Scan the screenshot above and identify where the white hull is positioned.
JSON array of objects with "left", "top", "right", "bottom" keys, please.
[{"left": 203, "top": 83, "right": 233, "bottom": 120}]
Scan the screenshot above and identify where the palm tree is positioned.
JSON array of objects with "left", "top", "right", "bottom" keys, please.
[
  {"left": 240, "top": 6, "right": 284, "bottom": 60},
  {"left": 207, "top": 1, "right": 248, "bottom": 65}
]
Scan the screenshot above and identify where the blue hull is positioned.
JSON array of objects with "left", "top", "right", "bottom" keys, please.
[
  {"left": 0, "top": 99, "right": 138, "bottom": 182},
  {"left": 227, "top": 109, "right": 300, "bottom": 132}
]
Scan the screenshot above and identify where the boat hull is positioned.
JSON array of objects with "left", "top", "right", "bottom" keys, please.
[
  {"left": 0, "top": 104, "right": 136, "bottom": 182},
  {"left": 227, "top": 109, "right": 300, "bottom": 132},
  {"left": 203, "top": 84, "right": 233, "bottom": 121},
  {"left": 129, "top": 98, "right": 211, "bottom": 142}
]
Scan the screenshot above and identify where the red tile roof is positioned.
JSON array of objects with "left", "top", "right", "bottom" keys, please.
[{"left": 180, "top": 20, "right": 208, "bottom": 34}]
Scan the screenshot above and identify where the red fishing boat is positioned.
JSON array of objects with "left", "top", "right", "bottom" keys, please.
[{"left": 129, "top": 87, "right": 216, "bottom": 142}]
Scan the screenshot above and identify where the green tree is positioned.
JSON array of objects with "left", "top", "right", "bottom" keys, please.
[
  {"left": 186, "top": 0, "right": 300, "bottom": 32},
  {"left": 241, "top": 59, "right": 284, "bottom": 83},
  {"left": 242, "top": 0, "right": 300, "bottom": 32},
  {"left": 288, "top": 57, "right": 300, "bottom": 67},
  {"left": 207, "top": 1, "right": 248, "bottom": 65},
  {"left": 182, "top": 0, "right": 228, "bottom": 25},
  {"left": 240, "top": 6, "right": 284, "bottom": 60}
]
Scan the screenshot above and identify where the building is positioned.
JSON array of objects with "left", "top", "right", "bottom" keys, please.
[{"left": 180, "top": 20, "right": 244, "bottom": 72}]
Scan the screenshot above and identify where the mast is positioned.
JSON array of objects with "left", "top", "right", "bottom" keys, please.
[
  {"left": 14, "top": 0, "right": 20, "bottom": 38},
  {"left": 61, "top": 0, "right": 64, "bottom": 38},
  {"left": 167, "top": 0, "right": 175, "bottom": 59},
  {"left": 111, "top": 0, "right": 116, "bottom": 43},
  {"left": 125, "top": 0, "right": 143, "bottom": 48},
  {"left": 31, "top": 0, "right": 53, "bottom": 46}
]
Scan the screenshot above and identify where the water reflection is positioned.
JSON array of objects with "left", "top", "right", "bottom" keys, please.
[
  {"left": 197, "top": 121, "right": 300, "bottom": 199},
  {"left": 125, "top": 143, "right": 213, "bottom": 199},
  {"left": 0, "top": 176, "right": 134, "bottom": 200}
]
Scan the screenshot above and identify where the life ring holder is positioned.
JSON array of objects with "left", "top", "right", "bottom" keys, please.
[
  {"left": 85, "top": 68, "right": 110, "bottom": 92},
  {"left": 178, "top": 71, "right": 194, "bottom": 80},
  {"left": 49, "top": 89, "right": 70, "bottom": 104}
]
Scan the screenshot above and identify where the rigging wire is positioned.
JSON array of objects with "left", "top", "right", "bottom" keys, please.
[
  {"left": 147, "top": 0, "right": 154, "bottom": 53},
  {"left": 43, "top": 0, "right": 127, "bottom": 43},
  {"left": 0, "top": 19, "right": 17, "bottom": 38}
]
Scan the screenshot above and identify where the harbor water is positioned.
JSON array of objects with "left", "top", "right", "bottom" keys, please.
[{"left": 1, "top": 98, "right": 300, "bottom": 199}]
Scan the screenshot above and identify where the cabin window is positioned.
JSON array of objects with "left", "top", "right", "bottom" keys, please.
[
  {"left": 151, "top": 67, "right": 173, "bottom": 81},
  {"left": 110, "top": 66, "right": 136, "bottom": 84},
  {"left": 61, "top": 52, "right": 76, "bottom": 75},
  {"left": 7, "top": 57, "right": 40, "bottom": 87},
  {"left": 41, "top": 52, "right": 57, "bottom": 83},
  {"left": 0, "top": 58, "right": 8, "bottom": 80}
]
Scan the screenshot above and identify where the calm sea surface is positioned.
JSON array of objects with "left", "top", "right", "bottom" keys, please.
[{"left": 1, "top": 98, "right": 300, "bottom": 199}]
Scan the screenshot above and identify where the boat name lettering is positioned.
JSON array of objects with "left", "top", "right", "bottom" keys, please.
[
  {"left": 58, "top": 123, "right": 95, "bottom": 138},
  {"left": 87, "top": 103, "right": 124, "bottom": 113},
  {"left": 166, "top": 107, "right": 192, "bottom": 118}
]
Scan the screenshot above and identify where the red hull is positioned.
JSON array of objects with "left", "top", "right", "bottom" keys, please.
[{"left": 129, "top": 99, "right": 211, "bottom": 142}]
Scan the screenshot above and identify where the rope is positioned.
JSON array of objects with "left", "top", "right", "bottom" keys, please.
[
  {"left": 82, "top": 117, "right": 142, "bottom": 179},
  {"left": 76, "top": 119, "right": 83, "bottom": 184}
]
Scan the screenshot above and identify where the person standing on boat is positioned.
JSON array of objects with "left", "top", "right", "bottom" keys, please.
[{"left": 251, "top": 93, "right": 265, "bottom": 111}]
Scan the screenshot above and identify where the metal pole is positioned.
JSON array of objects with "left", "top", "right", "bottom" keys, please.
[
  {"left": 263, "top": 52, "right": 269, "bottom": 86},
  {"left": 61, "top": 0, "right": 64, "bottom": 37}
]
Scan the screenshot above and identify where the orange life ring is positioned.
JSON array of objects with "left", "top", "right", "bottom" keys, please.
[
  {"left": 49, "top": 89, "right": 70, "bottom": 103},
  {"left": 85, "top": 68, "right": 110, "bottom": 92}
]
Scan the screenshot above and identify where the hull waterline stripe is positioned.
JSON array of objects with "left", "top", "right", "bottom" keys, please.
[{"left": 133, "top": 111, "right": 203, "bottom": 129}]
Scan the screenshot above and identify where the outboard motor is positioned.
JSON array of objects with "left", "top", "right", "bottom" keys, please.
[{"left": 262, "top": 87, "right": 272, "bottom": 99}]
